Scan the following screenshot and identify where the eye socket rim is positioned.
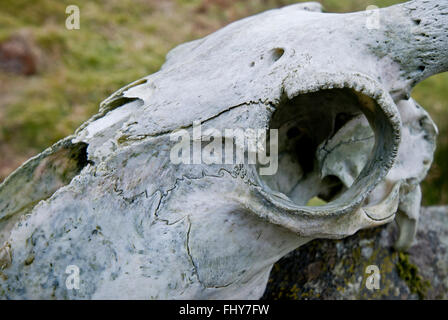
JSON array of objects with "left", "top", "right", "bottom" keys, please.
[{"left": 250, "top": 72, "right": 401, "bottom": 220}]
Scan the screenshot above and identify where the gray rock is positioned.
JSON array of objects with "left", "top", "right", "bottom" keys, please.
[{"left": 263, "top": 206, "right": 448, "bottom": 299}]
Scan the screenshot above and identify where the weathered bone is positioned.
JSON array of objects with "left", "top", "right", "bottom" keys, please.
[{"left": 0, "top": 0, "right": 446, "bottom": 299}]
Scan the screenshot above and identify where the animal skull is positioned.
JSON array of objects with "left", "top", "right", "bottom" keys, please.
[{"left": 0, "top": 0, "right": 446, "bottom": 299}]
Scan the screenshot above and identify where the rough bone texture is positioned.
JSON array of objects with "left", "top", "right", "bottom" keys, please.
[{"left": 0, "top": 0, "right": 447, "bottom": 299}]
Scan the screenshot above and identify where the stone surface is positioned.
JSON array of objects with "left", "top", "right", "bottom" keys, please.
[
  {"left": 0, "top": 32, "right": 38, "bottom": 76},
  {"left": 263, "top": 206, "right": 448, "bottom": 300},
  {"left": 0, "top": 0, "right": 447, "bottom": 299}
]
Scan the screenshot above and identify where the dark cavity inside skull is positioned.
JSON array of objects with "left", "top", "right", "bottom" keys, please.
[{"left": 258, "top": 88, "right": 381, "bottom": 208}]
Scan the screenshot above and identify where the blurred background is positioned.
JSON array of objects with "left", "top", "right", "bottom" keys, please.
[{"left": 0, "top": 0, "right": 446, "bottom": 205}]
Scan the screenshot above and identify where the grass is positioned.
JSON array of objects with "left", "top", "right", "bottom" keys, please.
[{"left": 0, "top": 0, "right": 446, "bottom": 204}]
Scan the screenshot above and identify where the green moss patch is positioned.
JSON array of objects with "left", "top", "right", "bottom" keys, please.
[{"left": 396, "top": 252, "right": 430, "bottom": 299}]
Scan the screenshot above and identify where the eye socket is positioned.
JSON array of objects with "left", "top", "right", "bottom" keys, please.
[{"left": 257, "top": 88, "right": 376, "bottom": 207}]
